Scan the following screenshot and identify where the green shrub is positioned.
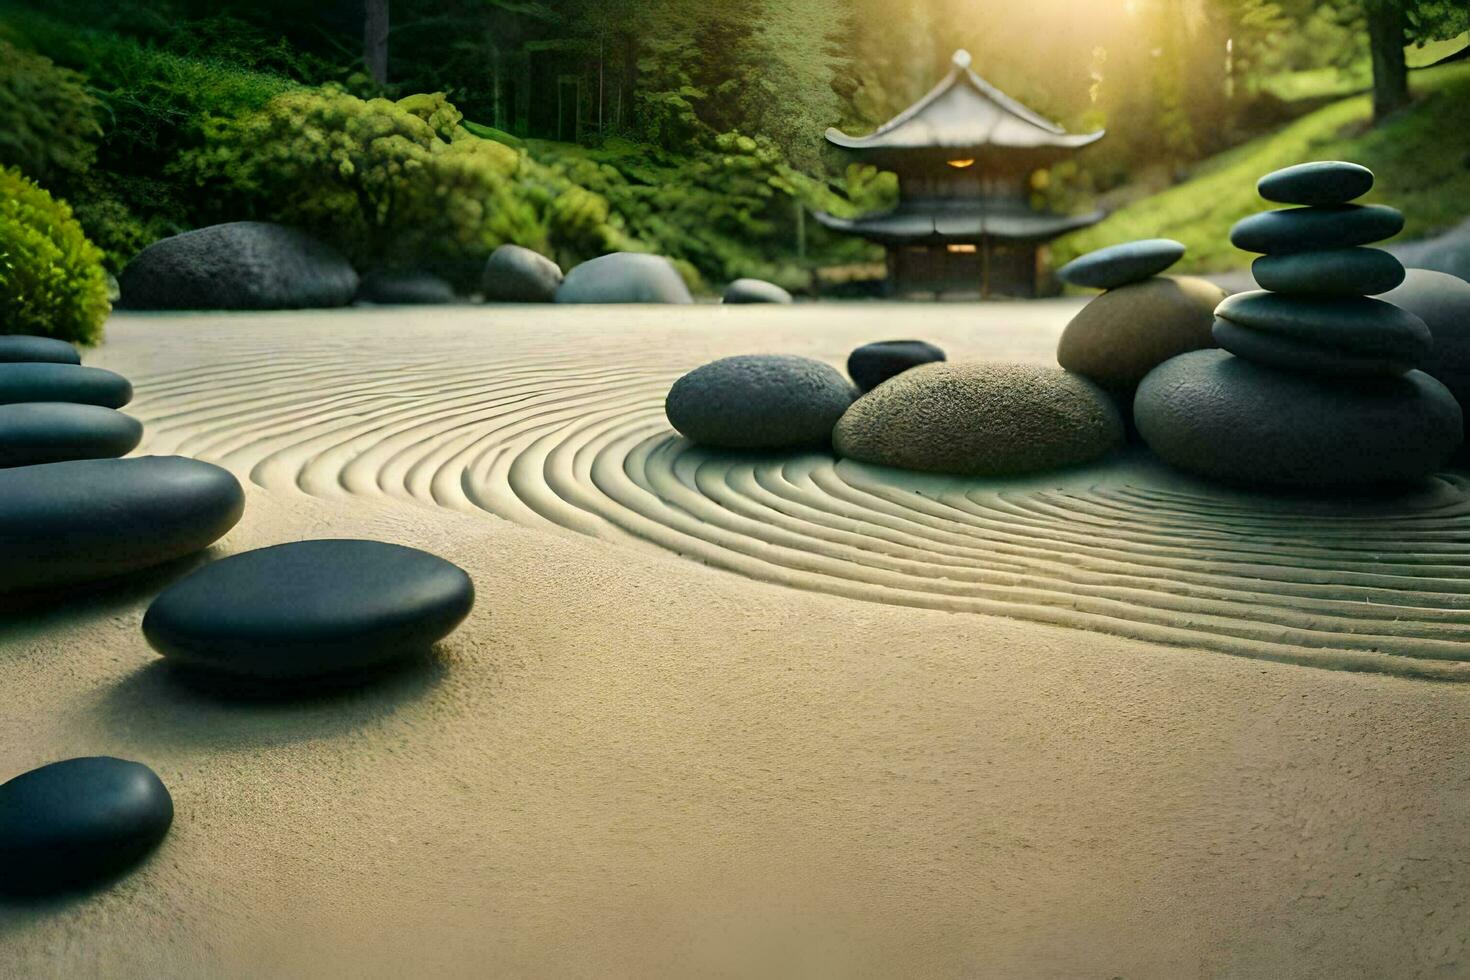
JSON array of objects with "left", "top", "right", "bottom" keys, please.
[
  {"left": 178, "top": 86, "right": 547, "bottom": 285},
  {"left": 0, "top": 39, "right": 102, "bottom": 183},
  {"left": 0, "top": 167, "right": 111, "bottom": 345}
]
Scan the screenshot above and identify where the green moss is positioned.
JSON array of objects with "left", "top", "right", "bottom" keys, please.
[
  {"left": 0, "top": 167, "right": 111, "bottom": 345},
  {"left": 1055, "top": 62, "right": 1470, "bottom": 275}
]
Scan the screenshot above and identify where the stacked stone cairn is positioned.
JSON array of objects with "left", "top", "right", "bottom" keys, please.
[{"left": 1134, "top": 161, "right": 1463, "bottom": 489}]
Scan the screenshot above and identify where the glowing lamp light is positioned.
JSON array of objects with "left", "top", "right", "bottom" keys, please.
[
  {"left": 946, "top": 158, "right": 975, "bottom": 169},
  {"left": 947, "top": 244, "right": 977, "bottom": 254}
]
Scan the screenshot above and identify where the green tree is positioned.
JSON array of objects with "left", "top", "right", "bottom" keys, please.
[{"left": 1348, "top": 0, "right": 1468, "bottom": 119}]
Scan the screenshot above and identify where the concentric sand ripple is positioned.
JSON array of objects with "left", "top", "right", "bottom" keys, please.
[{"left": 116, "top": 313, "right": 1470, "bottom": 679}]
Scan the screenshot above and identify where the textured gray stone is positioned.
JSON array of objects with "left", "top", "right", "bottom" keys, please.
[
  {"left": 722, "top": 278, "right": 793, "bottom": 304},
  {"left": 144, "top": 539, "right": 475, "bottom": 681},
  {"left": 556, "top": 253, "right": 693, "bottom": 304},
  {"left": 0, "top": 403, "right": 143, "bottom": 467},
  {"left": 847, "top": 340, "right": 946, "bottom": 393},
  {"left": 1057, "top": 239, "right": 1186, "bottom": 290},
  {"left": 1256, "top": 161, "right": 1374, "bottom": 207},
  {"left": 119, "top": 222, "right": 358, "bottom": 311},
  {"left": 833, "top": 362, "right": 1123, "bottom": 477},
  {"left": 666, "top": 354, "right": 855, "bottom": 449},
  {"left": 1134, "top": 349, "right": 1461, "bottom": 488},
  {"left": 482, "top": 245, "right": 563, "bottom": 303},
  {"left": 0, "top": 335, "right": 80, "bottom": 364},
  {"left": 1251, "top": 247, "right": 1405, "bottom": 296},
  {"left": 357, "top": 271, "right": 455, "bottom": 305},
  {"left": 1056, "top": 275, "right": 1224, "bottom": 398},
  {"left": 1214, "top": 290, "right": 1431, "bottom": 366},
  {"left": 0, "top": 456, "right": 244, "bottom": 593},
  {"left": 0, "top": 363, "right": 132, "bottom": 408},
  {"left": 1230, "top": 205, "right": 1404, "bottom": 255},
  {"left": 0, "top": 757, "right": 172, "bottom": 895}
]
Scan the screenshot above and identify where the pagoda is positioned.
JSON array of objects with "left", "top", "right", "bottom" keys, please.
[{"left": 817, "top": 50, "right": 1105, "bottom": 298}]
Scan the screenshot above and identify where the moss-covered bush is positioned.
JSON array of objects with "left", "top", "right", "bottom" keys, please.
[
  {"left": 178, "top": 87, "right": 547, "bottom": 286},
  {"left": 0, "top": 39, "right": 102, "bottom": 183},
  {"left": 0, "top": 168, "right": 112, "bottom": 345}
]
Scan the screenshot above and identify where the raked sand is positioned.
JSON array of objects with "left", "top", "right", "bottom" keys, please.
[{"left": 2, "top": 303, "right": 1469, "bottom": 978}]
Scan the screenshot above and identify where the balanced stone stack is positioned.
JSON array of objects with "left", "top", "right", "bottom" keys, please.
[
  {"left": 1135, "top": 161, "right": 1462, "bottom": 488},
  {"left": 1055, "top": 239, "right": 1225, "bottom": 411}
]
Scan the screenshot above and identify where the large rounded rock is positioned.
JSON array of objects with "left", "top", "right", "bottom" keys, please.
[
  {"left": 0, "top": 363, "right": 132, "bottom": 408},
  {"left": 482, "top": 244, "right": 563, "bottom": 303},
  {"left": 1056, "top": 275, "right": 1225, "bottom": 398},
  {"left": 666, "top": 355, "right": 854, "bottom": 449},
  {"left": 556, "top": 252, "right": 693, "bottom": 305},
  {"left": 833, "top": 362, "right": 1124, "bottom": 477},
  {"left": 0, "top": 335, "right": 80, "bottom": 364},
  {"left": 356, "top": 271, "right": 455, "bottom": 305},
  {"left": 722, "top": 278, "right": 793, "bottom": 304},
  {"left": 0, "top": 757, "right": 173, "bottom": 895},
  {"left": 1257, "top": 161, "right": 1374, "bottom": 207},
  {"left": 143, "top": 540, "right": 475, "bottom": 681},
  {"left": 119, "top": 222, "right": 358, "bottom": 311},
  {"left": 1251, "top": 247, "right": 1404, "bottom": 296},
  {"left": 0, "top": 403, "right": 143, "bottom": 467},
  {"left": 847, "top": 340, "right": 947, "bottom": 393},
  {"left": 1230, "top": 205, "right": 1404, "bottom": 254},
  {"left": 1057, "top": 238, "right": 1185, "bottom": 290},
  {"left": 0, "top": 456, "right": 244, "bottom": 593},
  {"left": 1134, "top": 349, "right": 1462, "bottom": 488},
  {"left": 1381, "top": 269, "right": 1470, "bottom": 401}
]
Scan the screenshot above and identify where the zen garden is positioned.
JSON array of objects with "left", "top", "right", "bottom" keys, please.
[{"left": 4, "top": 0, "right": 1470, "bottom": 976}]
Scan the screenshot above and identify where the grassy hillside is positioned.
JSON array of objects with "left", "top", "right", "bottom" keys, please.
[{"left": 1055, "top": 60, "right": 1470, "bottom": 274}]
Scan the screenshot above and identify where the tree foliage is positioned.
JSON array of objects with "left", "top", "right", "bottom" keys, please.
[{"left": 0, "top": 166, "right": 111, "bottom": 344}]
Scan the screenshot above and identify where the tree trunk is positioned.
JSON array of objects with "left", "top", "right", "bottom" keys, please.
[
  {"left": 1366, "top": 0, "right": 1409, "bottom": 121},
  {"left": 364, "top": 0, "right": 389, "bottom": 87}
]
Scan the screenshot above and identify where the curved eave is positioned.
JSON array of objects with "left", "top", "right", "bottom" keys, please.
[
  {"left": 813, "top": 207, "right": 1106, "bottom": 245},
  {"left": 824, "top": 126, "right": 1105, "bottom": 154}
]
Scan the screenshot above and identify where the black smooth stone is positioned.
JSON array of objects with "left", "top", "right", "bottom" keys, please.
[
  {"left": 1215, "top": 290, "right": 1431, "bottom": 364},
  {"left": 0, "top": 757, "right": 173, "bottom": 895},
  {"left": 847, "top": 340, "right": 947, "bottom": 393},
  {"left": 0, "top": 335, "right": 81, "bottom": 364},
  {"left": 1212, "top": 319, "right": 1412, "bottom": 377},
  {"left": 0, "top": 403, "right": 143, "bottom": 467},
  {"left": 1057, "top": 238, "right": 1186, "bottom": 290},
  {"left": 1230, "top": 204, "right": 1404, "bottom": 255},
  {"left": 1256, "top": 161, "right": 1374, "bottom": 206},
  {"left": 482, "top": 244, "right": 563, "bottom": 303},
  {"left": 1134, "top": 349, "right": 1462, "bottom": 488},
  {"left": 1251, "top": 247, "right": 1405, "bottom": 296},
  {"left": 0, "top": 456, "right": 244, "bottom": 593},
  {"left": 143, "top": 539, "right": 475, "bottom": 680},
  {"left": 0, "top": 363, "right": 132, "bottom": 408},
  {"left": 665, "top": 354, "right": 856, "bottom": 449}
]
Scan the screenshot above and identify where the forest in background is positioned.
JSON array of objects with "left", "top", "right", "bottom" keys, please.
[{"left": 2, "top": 0, "right": 1467, "bottom": 297}]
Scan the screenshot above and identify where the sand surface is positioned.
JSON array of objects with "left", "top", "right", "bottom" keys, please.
[{"left": 2, "top": 303, "right": 1469, "bottom": 978}]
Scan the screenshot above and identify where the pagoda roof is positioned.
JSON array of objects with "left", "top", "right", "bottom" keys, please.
[
  {"left": 812, "top": 200, "right": 1105, "bottom": 245},
  {"left": 826, "top": 50, "right": 1103, "bottom": 156}
]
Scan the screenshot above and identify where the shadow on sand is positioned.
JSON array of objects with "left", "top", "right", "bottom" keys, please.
[{"left": 94, "top": 648, "right": 453, "bottom": 751}]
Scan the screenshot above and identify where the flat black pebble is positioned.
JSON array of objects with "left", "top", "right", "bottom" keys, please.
[
  {"left": 1057, "top": 239, "right": 1186, "bottom": 290},
  {"left": 847, "top": 340, "right": 947, "bottom": 393},
  {"left": 0, "top": 336, "right": 81, "bottom": 364},
  {"left": 1230, "top": 204, "right": 1404, "bottom": 255},
  {"left": 0, "top": 363, "right": 132, "bottom": 408},
  {"left": 1257, "top": 161, "right": 1374, "bottom": 206},
  {"left": 0, "top": 403, "right": 143, "bottom": 467},
  {"left": 0, "top": 757, "right": 173, "bottom": 895},
  {"left": 143, "top": 539, "right": 475, "bottom": 680},
  {"left": 1251, "top": 247, "right": 1405, "bottom": 296}
]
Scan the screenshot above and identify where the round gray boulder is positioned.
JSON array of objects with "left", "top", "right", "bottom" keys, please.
[
  {"left": 1134, "top": 349, "right": 1462, "bottom": 488},
  {"left": 119, "top": 222, "right": 358, "bottom": 311},
  {"left": 833, "top": 362, "right": 1124, "bottom": 477},
  {"left": 665, "top": 354, "right": 855, "bottom": 449},
  {"left": 722, "top": 278, "right": 793, "bottom": 304},
  {"left": 1381, "top": 269, "right": 1470, "bottom": 405},
  {"left": 482, "top": 244, "right": 563, "bottom": 303},
  {"left": 556, "top": 253, "right": 693, "bottom": 305}
]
